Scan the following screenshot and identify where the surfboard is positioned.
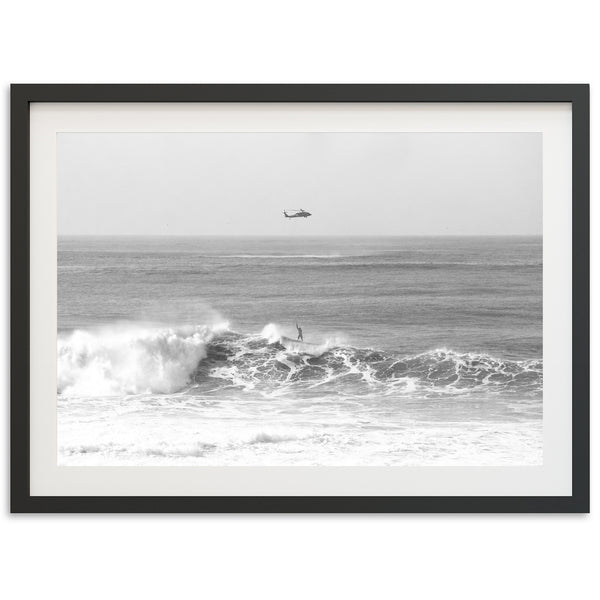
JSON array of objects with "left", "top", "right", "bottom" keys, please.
[{"left": 279, "top": 336, "right": 322, "bottom": 353}]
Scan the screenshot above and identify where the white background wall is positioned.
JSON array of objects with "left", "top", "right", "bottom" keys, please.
[{"left": 1, "top": 1, "right": 596, "bottom": 598}]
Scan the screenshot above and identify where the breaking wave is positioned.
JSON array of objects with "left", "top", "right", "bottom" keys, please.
[
  {"left": 57, "top": 324, "right": 223, "bottom": 397},
  {"left": 57, "top": 322, "right": 542, "bottom": 398}
]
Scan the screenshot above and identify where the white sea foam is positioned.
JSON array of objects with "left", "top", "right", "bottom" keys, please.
[
  {"left": 57, "top": 395, "right": 543, "bottom": 466},
  {"left": 57, "top": 324, "right": 227, "bottom": 397},
  {"left": 260, "top": 322, "right": 282, "bottom": 344}
]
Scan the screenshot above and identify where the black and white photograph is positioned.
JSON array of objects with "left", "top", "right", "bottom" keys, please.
[
  {"left": 3, "top": 0, "right": 596, "bottom": 592},
  {"left": 57, "top": 131, "right": 543, "bottom": 467}
]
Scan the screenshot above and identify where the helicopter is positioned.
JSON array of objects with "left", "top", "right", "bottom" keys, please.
[{"left": 283, "top": 208, "right": 312, "bottom": 219}]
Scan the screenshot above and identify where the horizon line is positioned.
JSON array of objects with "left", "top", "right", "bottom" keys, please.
[{"left": 58, "top": 233, "right": 543, "bottom": 238}]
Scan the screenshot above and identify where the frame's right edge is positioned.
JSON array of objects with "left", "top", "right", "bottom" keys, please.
[{"left": 570, "top": 84, "right": 590, "bottom": 512}]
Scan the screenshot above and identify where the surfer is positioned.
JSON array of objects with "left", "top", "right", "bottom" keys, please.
[{"left": 296, "top": 323, "right": 303, "bottom": 341}]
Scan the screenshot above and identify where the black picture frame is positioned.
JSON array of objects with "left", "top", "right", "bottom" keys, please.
[{"left": 10, "top": 84, "right": 590, "bottom": 513}]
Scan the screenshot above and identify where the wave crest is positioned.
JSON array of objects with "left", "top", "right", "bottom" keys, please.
[
  {"left": 197, "top": 332, "right": 542, "bottom": 397},
  {"left": 57, "top": 323, "right": 542, "bottom": 398},
  {"left": 58, "top": 325, "right": 221, "bottom": 397}
]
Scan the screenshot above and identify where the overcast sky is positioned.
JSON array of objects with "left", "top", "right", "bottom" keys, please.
[{"left": 58, "top": 132, "right": 541, "bottom": 236}]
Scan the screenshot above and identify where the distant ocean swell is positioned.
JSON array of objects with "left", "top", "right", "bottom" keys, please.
[{"left": 57, "top": 323, "right": 542, "bottom": 398}]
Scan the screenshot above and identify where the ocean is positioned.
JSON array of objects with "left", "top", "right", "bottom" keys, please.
[{"left": 57, "top": 235, "right": 543, "bottom": 465}]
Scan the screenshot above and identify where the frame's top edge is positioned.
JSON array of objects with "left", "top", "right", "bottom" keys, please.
[
  {"left": 9, "top": 83, "right": 590, "bottom": 104},
  {"left": 9, "top": 82, "right": 591, "bottom": 87}
]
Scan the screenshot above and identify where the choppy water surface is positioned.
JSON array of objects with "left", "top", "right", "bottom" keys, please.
[{"left": 58, "top": 236, "right": 542, "bottom": 465}]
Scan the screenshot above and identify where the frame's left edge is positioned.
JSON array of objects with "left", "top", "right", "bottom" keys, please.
[{"left": 10, "top": 85, "right": 32, "bottom": 512}]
